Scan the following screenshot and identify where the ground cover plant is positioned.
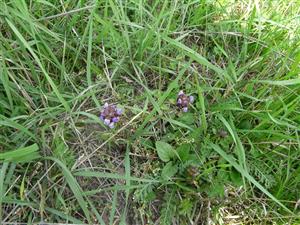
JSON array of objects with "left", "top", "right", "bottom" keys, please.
[{"left": 0, "top": 0, "right": 300, "bottom": 224}]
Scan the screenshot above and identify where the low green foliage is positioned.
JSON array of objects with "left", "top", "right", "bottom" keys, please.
[{"left": 0, "top": 0, "right": 300, "bottom": 224}]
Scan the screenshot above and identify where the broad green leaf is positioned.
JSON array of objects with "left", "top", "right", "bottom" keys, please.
[
  {"left": 176, "top": 144, "right": 191, "bottom": 162},
  {"left": 161, "top": 162, "right": 178, "bottom": 180},
  {"left": 155, "top": 141, "right": 176, "bottom": 162},
  {"left": 208, "top": 182, "right": 224, "bottom": 197}
]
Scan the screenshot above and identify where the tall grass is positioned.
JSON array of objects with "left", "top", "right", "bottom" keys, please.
[{"left": 0, "top": 0, "right": 299, "bottom": 224}]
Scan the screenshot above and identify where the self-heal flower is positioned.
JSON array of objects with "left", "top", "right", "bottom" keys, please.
[
  {"left": 177, "top": 90, "right": 194, "bottom": 112},
  {"left": 108, "top": 122, "right": 115, "bottom": 129},
  {"left": 116, "top": 108, "right": 123, "bottom": 115},
  {"left": 189, "top": 96, "right": 194, "bottom": 103},
  {"left": 112, "top": 117, "right": 119, "bottom": 123},
  {"left": 99, "top": 103, "right": 123, "bottom": 129},
  {"left": 104, "top": 118, "right": 111, "bottom": 125}
]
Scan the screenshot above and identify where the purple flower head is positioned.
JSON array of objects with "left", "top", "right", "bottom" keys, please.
[
  {"left": 100, "top": 103, "right": 123, "bottom": 128},
  {"left": 178, "top": 90, "right": 184, "bottom": 96},
  {"left": 176, "top": 91, "right": 194, "bottom": 112},
  {"left": 116, "top": 108, "right": 123, "bottom": 115},
  {"left": 112, "top": 117, "right": 119, "bottom": 123},
  {"left": 189, "top": 96, "right": 194, "bottom": 103},
  {"left": 104, "top": 118, "right": 111, "bottom": 126},
  {"left": 108, "top": 122, "right": 115, "bottom": 129}
]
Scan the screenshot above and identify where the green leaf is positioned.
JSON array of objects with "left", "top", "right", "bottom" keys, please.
[
  {"left": 256, "top": 78, "right": 300, "bottom": 86},
  {"left": 230, "top": 169, "right": 244, "bottom": 186},
  {"left": 239, "top": 120, "right": 252, "bottom": 129},
  {"left": 0, "top": 115, "right": 36, "bottom": 140},
  {"left": 74, "top": 170, "right": 156, "bottom": 183},
  {"left": 162, "top": 35, "right": 226, "bottom": 77},
  {"left": 176, "top": 144, "right": 191, "bottom": 162},
  {"left": 0, "top": 163, "right": 8, "bottom": 221},
  {"left": 179, "top": 198, "right": 193, "bottom": 216},
  {"left": 177, "top": 112, "right": 195, "bottom": 125},
  {"left": 155, "top": 141, "right": 176, "bottom": 162},
  {"left": 0, "top": 144, "right": 40, "bottom": 163},
  {"left": 163, "top": 117, "right": 194, "bottom": 131},
  {"left": 208, "top": 182, "right": 224, "bottom": 197},
  {"left": 2, "top": 198, "right": 83, "bottom": 223},
  {"left": 6, "top": 19, "right": 70, "bottom": 112},
  {"left": 45, "top": 157, "right": 92, "bottom": 223},
  {"left": 161, "top": 162, "right": 178, "bottom": 180},
  {"left": 160, "top": 190, "right": 176, "bottom": 225},
  {"left": 209, "top": 142, "right": 292, "bottom": 213}
]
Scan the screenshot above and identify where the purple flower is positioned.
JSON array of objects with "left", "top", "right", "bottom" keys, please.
[
  {"left": 104, "top": 118, "right": 111, "bottom": 125},
  {"left": 112, "top": 117, "right": 119, "bottom": 123},
  {"left": 176, "top": 91, "right": 194, "bottom": 112},
  {"left": 108, "top": 122, "right": 115, "bottom": 129},
  {"left": 189, "top": 96, "right": 194, "bottom": 103},
  {"left": 99, "top": 103, "right": 123, "bottom": 129},
  {"left": 116, "top": 108, "right": 123, "bottom": 115},
  {"left": 178, "top": 90, "right": 184, "bottom": 96}
]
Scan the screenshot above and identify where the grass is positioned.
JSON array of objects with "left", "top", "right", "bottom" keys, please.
[{"left": 0, "top": 0, "right": 300, "bottom": 224}]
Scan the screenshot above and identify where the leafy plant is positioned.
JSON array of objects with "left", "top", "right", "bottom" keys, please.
[
  {"left": 155, "top": 141, "right": 178, "bottom": 162},
  {"left": 1, "top": 0, "right": 300, "bottom": 224}
]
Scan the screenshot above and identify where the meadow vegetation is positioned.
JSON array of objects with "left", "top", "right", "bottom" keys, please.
[{"left": 0, "top": 0, "right": 300, "bottom": 224}]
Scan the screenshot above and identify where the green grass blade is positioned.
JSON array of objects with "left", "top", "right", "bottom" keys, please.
[
  {"left": 86, "top": 198, "right": 106, "bottom": 225},
  {"left": 162, "top": 35, "right": 227, "bottom": 77},
  {"left": 218, "top": 114, "right": 247, "bottom": 172},
  {"left": 0, "top": 144, "right": 39, "bottom": 163},
  {"left": 120, "top": 143, "right": 131, "bottom": 223},
  {"left": 0, "top": 61, "right": 13, "bottom": 110},
  {"left": 74, "top": 170, "right": 157, "bottom": 183},
  {"left": 256, "top": 78, "right": 300, "bottom": 86},
  {"left": 87, "top": 14, "right": 100, "bottom": 107},
  {"left": 163, "top": 117, "right": 194, "bottom": 131},
  {"left": 0, "top": 116, "right": 36, "bottom": 140},
  {"left": 45, "top": 157, "right": 92, "bottom": 223},
  {"left": 195, "top": 77, "right": 207, "bottom": 133},
  {"left": 209, "top": 142, "right": 292, "bottom": 213},
  {"left": 109, "top": 190, "right": 118, "bottom": 225},
  {"left": 0, "top": 162, "right": 9, "bottom": 222},
  {"left": 5, "top": 18, "right": 70, "bottom": 112}
]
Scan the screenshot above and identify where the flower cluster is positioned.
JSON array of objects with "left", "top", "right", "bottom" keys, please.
[
  {"left": 177, "top": 90, "right": 194, "bottom": 112},
  {"left": 99, "top": 103, "right": 123, "bottom": 129}
]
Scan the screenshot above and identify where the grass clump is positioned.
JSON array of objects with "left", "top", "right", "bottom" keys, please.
[{"left": 0, "top": 0, "right": 300, "bottom": 224}]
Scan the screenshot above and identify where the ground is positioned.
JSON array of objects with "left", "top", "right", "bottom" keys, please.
[{"left": 0, "top": 0, "right": 300, "bottom": 224}]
